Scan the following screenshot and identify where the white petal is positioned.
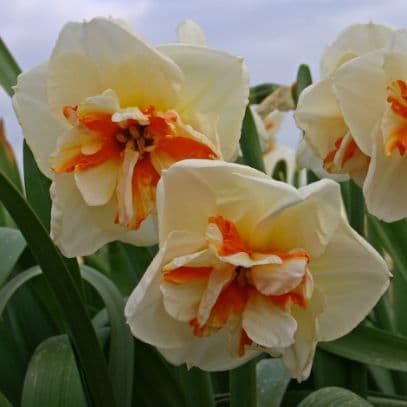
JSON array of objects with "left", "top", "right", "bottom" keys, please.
[
  {"left": 312, "top": 217, "right": 390, "bottom": 341},
  {"left": 74, "top": 159, "right": 119, "bottom": 206},
  {"left": 111, "top": 107, "right": 149, "bottom": 125},
  {"left": 78, "top": 89, "right": 120, "bottom": 116},
  {"left": 251, "top": 179, "right": 342, "bottom": 258},
  {"left": 12, "top": 62, "right": 67, "bottom": 178},
  {"left": 320, "top": 23, "right": 393, "bottom": 78},
  {"left": 386, "top": 29, "right": 407, "bottom": 53},
  {"left": 157, "top": 325, "right": 259, "bottom": 371},
  {"left": 50, "top": 173, "right": 157, "bottom": 257},
  {"left": 157, "top": 44, "right": 249, "bottom": 161},
  {"left": 161, "top": 280, "right": 207, "bottom": 322},
  {"left": 333, "top": 50, "right": 387, "bottom": 156},
  {"left": 176, "top": 20, "right": 208, "bottom": 46},
  {"left": 48, "top": 18, "right": 183, "bottom": 118},
  {"left": 295, "top": 78, "right": 348, "bottom": 160},
  {"left": 242, "top": 293, "right": 297, "bottom": 348},
  {"left": 281, "top": 290, "right": 324, "bottom": 382},
  {"left": 383, "top": 51, "right": 407, "bottom": 84},
  {"left": 250, "top": 257, "right": 308, "bottom": 296},
  {"left": 295, "top": 138, "right": 349, "bottom": 182},
  {"left": 156, "top": 160, "right": 301, "bottom": 247},
  {"left": 125, "top": 234, "right": 199, "bottom": 349},
  {"left": 264, "top": 145, "right": 296, "bottom": 184},
  {"left": 363, "top": 125, "right": 407, "bottom": 222}
]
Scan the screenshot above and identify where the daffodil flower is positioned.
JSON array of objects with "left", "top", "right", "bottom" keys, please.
[
  {"left": 329, "top": 29, "right": 407, "bottom": 221},
  {"left": 295, "top": 23, "right": 393, "bottom": 186},
  {"left": 13, "top": 18, "right": 249, "bottom": 256},
  {"left": 125, "top": 160, "right": 390, "bottom": 381}
]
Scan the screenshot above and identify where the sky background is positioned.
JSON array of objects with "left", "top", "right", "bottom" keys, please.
[{"left": 1, "top": 0, "right": 407, "bottom": 165}]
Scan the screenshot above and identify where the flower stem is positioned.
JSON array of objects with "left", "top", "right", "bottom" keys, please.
[{"left": 229, "top": 359, "right": 257, "bottom": 407}]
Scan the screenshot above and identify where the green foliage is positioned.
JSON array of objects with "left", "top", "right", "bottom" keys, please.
[{"left": 298, "top": 387, "right": 372, "bottom": 407}]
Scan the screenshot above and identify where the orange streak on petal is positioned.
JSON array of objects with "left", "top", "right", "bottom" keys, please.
[
  {"left": 129, "top": 155, "right": 160, "bottom": 229},
  {"left": 268, "top": 273, "right": 309, "bottom": 309},
  {"left": 239, "top": 329, "right": 253, "bottom": 357},
  {"left": 398, "top": 80, "right": 407, "bottom": 99},
  {"left": 388, "top": 96, "right": 407, "bottom": 119},
  {"left": 163, "top": 266, "right": 213, "bottom": 284},
  {"left": 156, "top": 136, "right": 217, "bottom": 161},
  {"left": 208, "top": 216, "right": 252, "bottom": 256}
]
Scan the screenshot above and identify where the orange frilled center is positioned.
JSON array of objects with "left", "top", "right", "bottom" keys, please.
[
  {"left": 52, "top": 104, "right": 218, "bottom": 230},
  {"left": 163, "top": 216, "right": 311, "bottom": 356},
  {"left": 386, "top": 79, "right": 407, "bottom": 156}
]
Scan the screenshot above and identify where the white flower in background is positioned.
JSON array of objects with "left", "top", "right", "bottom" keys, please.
[
  {"left": 331, "top": 29, "right": 407, "bottom": 221},
  {"left": 295, "top": 23, "right": 393, "bottom": 186},
  {"left": 13, "top": 18, "right": 249, "bottom": 256},
  {"left": 125, "top": 160, "right": 390, "bottom": 381}
]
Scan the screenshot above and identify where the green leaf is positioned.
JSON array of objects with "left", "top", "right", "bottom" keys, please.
[
  {"left": 320, "top": 325, "right": 407, "bottom": 372},
  {"left": 257, "top": 358, "right": 290, "bottom": 407},
  {"left": 81, "top": 265, "right": 134, "bottom": 407},
  {"left": 239, "top": 107, "right": 266, "bottom": 173},
  {"left": 0, "top": 37, "right": 20, "bottom": 97},
  {"left": 0, "top": 170, "right": 115, "bottom": 406},
  {"left": 293, "top": 64, "right": 312, "bottom": 106},
  {"left": 230, "top": 360, "right": 257, "bottom": 407},
  {"left": 298, "top": 387, "right": 371, "bottom": 407},
  {"left": 271, "top": 159, "right": 288, "bottom": 182},
  {"left": 0, "top": 227, "right": 26, "bottom": 286},
  {"left": 0, "top": 391, "right": 12, "bottom": 407},
  {"left": 313, "top": 349, "right": 348, "bottom": 389},
  {"left": 249, "top": 83, "right": 280, "bottom": 105},
  {"left": 21, "top": 335, "right": 87, "bottom": 407}
]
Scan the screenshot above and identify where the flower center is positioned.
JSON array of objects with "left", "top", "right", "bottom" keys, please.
[
  {"left": 161, "top": 215, "right": 312, "bottom": 356},
  {"left": 385, "top": 79, "right": 407, "bottom": 156}
]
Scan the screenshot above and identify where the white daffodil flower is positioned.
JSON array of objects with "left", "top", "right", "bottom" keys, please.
[
  {"left": 13, "top": 18, "right": 249, "bottom": 257},
  {"left": 125, "top": 160, "right": 390, "bottom": 381},
  {"left": 331, "top": 29, "right": 407, "bottom": 221},
  {"left": 295, "top": 23, "right": 393, "bottom": 186}
]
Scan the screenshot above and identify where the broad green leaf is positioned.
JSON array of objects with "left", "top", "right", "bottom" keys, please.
[
  {"left": 368, "top": 366, "right": 396, "bottom": 395},
  {"left": 313, "top": 349, "right": 348, "bottom": 389},
  {"left": 320, "top": 326, "right": 407, "bottom": 372},
  {"left": 230, "top": 360, "right": 257, "bottom": 407},
  {"left": 0, "top": 37, "right": 20, "bottom": 97},
  {"left": 239, "top": 107, "right": 265, "bottom": 173},
  {"left": 81, "top": 265, "right": 134, "bottom": 407},
  {"left": 297, "top": 387, "right": 371, "bottom": 407},
  {"left": 249, "top": 83, "right": 280, "bottom": 105},
  {"left": 132, "top": 341, "right": 187, "bottom": 407},
  {"left": 368, "top": 394, "right": 407, "bottom": 406},
  {"left": 0, "top": 391, "right": 12, "bottom": 407},
  {"left": 257, "top": 358, "right": 290, "bottom": 407},
  {"left": 0, "top": 170, "right": 115, "bottom": 406},
  {"left": 0, "top": 227, "right": 26, "bottom": 286},
  {"left": 21, "top": 335, "right": 87, "bottom": 407}
]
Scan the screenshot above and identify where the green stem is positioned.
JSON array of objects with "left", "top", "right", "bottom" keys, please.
[
  {"left": 348, "top": 181, "right": 365, "bottom": 236},
  {"left": 229, "top": 360, "right": 257, "bottom": 407}
]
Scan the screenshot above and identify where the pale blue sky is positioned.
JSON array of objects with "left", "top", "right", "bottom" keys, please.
[{"left": 1, "top": 0, "right": 407, "bottom": 164}]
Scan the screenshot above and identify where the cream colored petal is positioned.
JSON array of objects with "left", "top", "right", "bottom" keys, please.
[
  {"left": 198, "top": 264, "right": 235, "bottom": 325},
  {"left": 386, "top": 29, "right": 407, "bottom": 53},
  {"left": 383, "top": 51, "right": 407, "bottom": 84},
  {"left": 111, "top": 107, "right": 149, "bottom": 125},
  {"left": 320, "top": 23, "right": 393, "bottom": 78},
  {"left": 281, "top": 289, "right": 324, "bottom": 382},
  {"left": 156, "top": 160, "right": 300, "bottom": 247},
  {"left": 312, "top": 216, "right": 390, "bottom": 341},
  {"left": 116, "top": 147, "right": 139, "bottom": 226},
  {"left": 50, "top": 173, "right": 157, "bottom": 257},
  {"left": 333, "top": 50, "right": 387, "bottom": 156},
  {"left": 12, "top": 62, "right": 67, "bottom": 178},
  {"left": 157, "top": 325, "right": 259, "bottom": 371},
  {"left": 157, "top": 44, "right": 249, "bottom": 161},
  {"left": 264, "top": 145, "right": 296, "bottom": 184},
  {"left": 243, "top": 293, "right": 297, "bottom": 348},
  {"left": 251, "top": 179, "right": 342, "bottom": 258},
  {"left": 176, "top": 20, "right": 208, "bottom": 46},
  {"left": 295, "top": 78, "right": 348, "bottom": 159},
  {"left": 48, "top": 18, "right": 183, "bottom": 118},
  {"left": 74, "top": 159, "right": 119, "bottom": 206},
  {"left": 161, "top": 280, "right": 207, "bottom": 322},
  {"left": 78, "top": 88, "right": 120, "bottom": 116},
  {"left": 250, "top": 257, "right": 308, "bottom": 296},
  {"left": 363, "top": 125, "right": 407, "bottom": 222},
  {"left": 295, "top": 139, "right": 349, "bottom": 182},
  {"left": 125, "top": 234, "right": 199, "bottom": 349}
]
